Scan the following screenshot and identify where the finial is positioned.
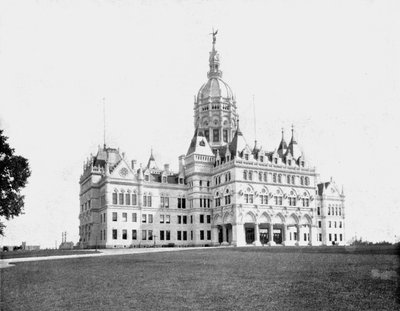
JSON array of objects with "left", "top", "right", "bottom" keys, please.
[
  {"left": 281, "top": 127, "right": 284, "bottom": 139},
  {"left": 291, "top": 124, "right": 294, "bottom": 135}
]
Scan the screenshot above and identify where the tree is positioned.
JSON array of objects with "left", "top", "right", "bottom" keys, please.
[{"left": 0, "top": 129, "right": 31, "bottom": 235}]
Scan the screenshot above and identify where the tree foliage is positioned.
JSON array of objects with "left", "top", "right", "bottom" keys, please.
[{"left": 0, "top": 129, "right": 31, "bottom": 235}]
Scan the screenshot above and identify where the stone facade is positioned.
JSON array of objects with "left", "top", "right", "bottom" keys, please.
[{"left": 78, "top": 36, "right": 345, "bottom": 248}]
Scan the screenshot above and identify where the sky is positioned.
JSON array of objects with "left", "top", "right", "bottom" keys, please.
[{"left": 0, "top": 0, "right": 399, "bottom": 248}]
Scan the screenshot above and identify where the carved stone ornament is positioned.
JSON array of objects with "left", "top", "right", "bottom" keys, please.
[
  {"left": 239, "top": 190, "right": 243, "bottom": 196},
  {"left": 119, "top": 167, "right": 128, "bottom": 177},
  {"left": 310, "top": 196, "right": 314, "bottom": 201},
  {"left": 283, "top": 193, "right": 288, "bottom": 199},
  {"left": 269, "top": 193, "right": 274, "bottom": 198}
]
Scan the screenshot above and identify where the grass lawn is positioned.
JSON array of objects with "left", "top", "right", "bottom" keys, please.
[
  {"left": 1, "top": 247, "right": 399, "bottom": 310},
  {"left": 0, "top": 249, "right": 100, "bottom": 260}
]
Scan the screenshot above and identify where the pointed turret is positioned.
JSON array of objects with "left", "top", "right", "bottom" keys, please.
[
  {"left": 277, "top": 128, "right": 288, "bottom": 157},
  {"left": 287, "top": 125, "right": 302, "bottom": 159},
  {"left": 146, "top": 148, "right": 159, "bottom": 170},
  {"left": 229, "top": 120, "right": 250, "bottom": 157}
]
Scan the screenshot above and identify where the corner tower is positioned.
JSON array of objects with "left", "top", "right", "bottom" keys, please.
[{"left": 194, "top": 30, "right": 238, "bottom": 152}]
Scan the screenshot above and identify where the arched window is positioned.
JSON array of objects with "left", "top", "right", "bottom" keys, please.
[
  {"left": 112, "top": 190, "right": 118, "bottom": 205},
  {"left": 224, "top": 189, "right": 231, "bottom": 205},
  {"left": 132, "top": 192, "right": 137, "bottom": 205},
  {"left": 248, "top": 171, "right": 253, "bottom": 181},
  {"left": 328, "top": 205, "right": 331, "bottom": 215},
  {"left": 339, "top": 207, "right": 342, "bottom": 216},
  {"left": 263, "top": 172, "right": 267, "bottom": 182},
  {"left": 274, "top": 190, "right": 283, "bottom": 206},
  {"left": 273, "top": 173, "right": 277, "bottom": 183},
  {"left": 305, "top": 177, "right": 309, "bottom": 186},
  {"left": 291, "top": 176, "right": 295, "bottom": 185},
  {"left": 288, "top": 191, "right": 296, "bottom": 206},
  {"left": 119, "top": 191, "right": 124, "bottom": 205},
  {"left": 243, "top": 170, "right": 248, "bottom": 180},
  {"left": 317, "top": 206, "right": 321, "bottom": 216},
  {"left": 287, "top": 175, "right": 291, "bottom": 184},
  {"left": 278, "top": 174, "right": 282, "bottom": 183},
  {"left": 258, "top": 172, "right": 262, "bottom": 181},
  {"left": 300, "top": 176, "right": 304, "bottom": 185},
  {"left": 244, "top": 187, "right": 254, "bottom": 204},
  {"left": 260, "top": 188, "right": 268, "bottom": 204}
]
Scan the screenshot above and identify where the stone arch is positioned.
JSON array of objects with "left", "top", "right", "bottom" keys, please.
[
  {"left": 213, "top": 214, "right": 222, "bottom": 225},
  {"left": 243, "top": 211, "right": 256, "bottom": 223},
  {"left": 286, "top": 213, "right": 299, "bottom": 225},
  {"left": 299, "top": 214, "right": 312, "bottom": 225},
  {"left": 272, "top": 213, "right": 285, "bottom": 224},
  {"left": 223, "top": 212, "right": 233, "bottom": 224},
  {"left": 258, "top": 212, "right": 271, "bottom": 224}
]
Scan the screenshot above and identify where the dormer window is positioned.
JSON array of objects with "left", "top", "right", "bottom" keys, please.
[
  {"left": 145, "top": 174, "right": 149, "bottom": 182},
  {"left": 288, "top": 160, "right": 291, "bottom": 166},
  {"left": 274, "top": 158, "right": 278, "bottom": 164},
  {"left": 260, "top": 156, "right": 264, "bottom": 162},
  {"left": 245, "top": 154, "right": 249, "bottom": 161}
]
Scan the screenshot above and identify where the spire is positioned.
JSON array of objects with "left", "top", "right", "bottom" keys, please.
[
  {"left": 277, "top": 128, "right": 288, "bottom": 157},
  {"left": 208, "top": 28, "right": 222, "bottom": 79},
  {"left": 147, "top": 148, "right": 159, "bottom": 170},
  {"left": 290, "top": 124, "right": 297, "bottom": 144},
  {"left": 287, "top": 125, "right": 302, "bottom": 159}
]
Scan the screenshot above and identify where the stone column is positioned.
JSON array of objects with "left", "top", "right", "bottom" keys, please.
[
  {"left": 308, "top": 225, "right": 314, "bottom": 246},
  {"left": 254, "top": 223, "right": 261, "bottom": 246},
  {"left": 282, "top": 225, "right": 287, "bottom": 246},
  {"left": 231, "top": 224, "right": 237, "bottom": 246},
  {"left": 236, "top": 223, "right": 246, "bottom": 246},
  {"left": 296, "top": 224, "right": 300, "bottom": 246},
  {"left": 222, "top": 225, "right": 229, "bottom": 246},
  {"left": 268, "top": 223, "right": 275, "bottom": 246},
  {"left": 212, "top": 226, "right": 219, "bottom": 246}
]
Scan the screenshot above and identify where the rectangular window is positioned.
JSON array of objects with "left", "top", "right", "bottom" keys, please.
[
  {"left": 177, "top": 231, "right": 182, "bottom": 241},
  {"left": 200, "top": 230, "right": 205, "bottom": 240},
  {"left": 190, "top": 215, "right": 193, "bottom": 224},
  {"left": 304, "top": 233, "right": 307, "bottom": 241},
  {"left": 112, "top": 193, "right": 118, "bottom": 204},
  {"left": 125, "top": 193, "right": 130, "bottom": 205},
  {"left": 200, "top": 214, "right": 204, "bottom": 224},
  {"left": 122, "top": 212, "right": 127, "bottom": 222},
  {"left": 132, "top": 213, "right": 137, "bottom": 222},
  {"left": 160, "top": 215, "right": 164, "bottom": 223},
  {"left": 319, "top": 233, "right": 322, "bottom": 242},
  {"left": 213, "top": 129, "right": 219, "bottom": 142},
  {"left": 119, "top": 193, "right": 124, "bottom": 205},
  {"left": 112, "top": 229, "right": 117, "bottom": 240},
  {"left": 142, "top": 230, "right": 147, "bottom": 240},
  {"left": 318, "top": 221, "right": 321, "bottom": 228},
  {"left": 132, "top": 194, "right": 137, "bottom": 205},
  {"left": 160, "top": 230, "right": 165, "bottom": 240},
  {"left": 112, "top": 212, "right": 117, "bottom": 222},
  {"left": 166, "top": 215, "right": 170, "bottom": 224},
  {"left": 207, "top": 230, "right": 211, "bottom": 240},
  {"left": 183, "top": 215, "right": 187, "bottom": 224},
  {"left": 165, "top": 197, "right": 169, "bottom": 208},
  {"left": 329, "top": 233, "right": 332, "bottom": 242},
  {"left": 207, "top": 215, "right": 211, "bottom": 224},
  {"left": 340, "top": 234, "right": 343, "bottom": 241},
  {"left": 148, "top": 214, "right": 153, "bottom": 223},
  {"left": 329, "top": 221, "right": 331, "bottom": 228},
  {"left": 334, "top": 234, "right": 337, "bottom": 242},
  {"left": 132, "top": 230, "right": 137, "bottom": 240},
  {"left": 191, "top": 230, "right": 193, "bottom": 240},
  {"left": 148, "top": 195, "right": 152, "bottom": 207},
  {"left": 339, "top": 221, "right": 342, "bottom": 228},
  {"left": 178, "top": 215, "right": 182, "bottom": 224},
  {"left": 148, "top": 230, "right": 153, "bottom": 240},
  {"left": 122, "top": 229, "right": 127, "bottom": 240},
  {"left": 183, "top": 231, "right": 187, "bottom": 241},
  {"left": 204, "top": 130, "right": 209, "bottom": 141},
  {"left": 142, "top": 214, "right": 147, "bottom": 223},
  {"left": 143, "top": 195, "right": 147, "bottom": 207},
  {"left": 166, "top": 230, "right": 171, "bottom": 240},
  {"left": 182, "top": 198, "right": 186, "bottom": 209},
  {"left": 104, "top": 213, "right": 107, "bottom": 223},
  {"left": 223, "top": 129, "right": 228, "bottom": 142},
  {"left": 178, "top": 198, "right": 181, "bottom": 209}
]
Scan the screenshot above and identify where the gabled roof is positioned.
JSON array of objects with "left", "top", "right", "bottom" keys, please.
[
  {"left": 229, "top": 122, "right": 250, "bottom": 157},
  {"left": 186, "top": 127, "right": 214, "bottom": 157}
]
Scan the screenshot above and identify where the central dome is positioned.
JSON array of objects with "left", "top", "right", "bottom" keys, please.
[{"left": 198, "top": 77, "right": 234, "bottom": 100}]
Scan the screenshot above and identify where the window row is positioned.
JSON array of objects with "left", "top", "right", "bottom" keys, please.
[
  {"left": 316, "top": 206, "right": 343, "bottom": 216},
  {"left": 214, "top": 171, "right": 231, "bottom": 185},
  {"left": 243, "top": 171, "right": 310, "bottom": 186}
]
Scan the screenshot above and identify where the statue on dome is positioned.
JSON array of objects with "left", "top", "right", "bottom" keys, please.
[{"left": 210, "top": 29, "right": 218, "bottom": 44}]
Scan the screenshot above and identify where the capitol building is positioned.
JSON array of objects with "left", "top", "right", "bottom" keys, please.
[{"left": 79, "top": 35, "right": 345, "bottom": 248}]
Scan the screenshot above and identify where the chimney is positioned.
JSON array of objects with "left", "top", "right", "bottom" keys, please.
[
  {"left": 131, "top": 160, "right": 137, "bottom": 170},
  {"left": 178, "top": 155, "right": 185, "bottom": 173}
]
